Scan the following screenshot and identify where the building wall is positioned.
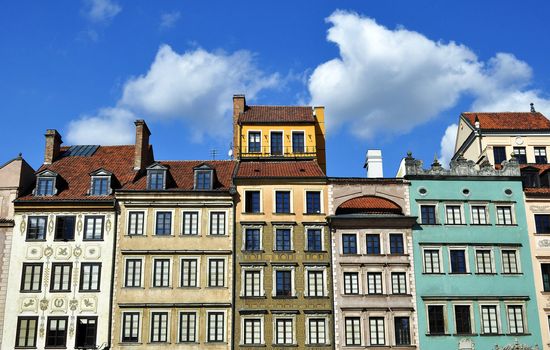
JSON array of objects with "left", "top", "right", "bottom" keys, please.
[{"left": 238, "top": 123, "right": 319, "bottom": 155}]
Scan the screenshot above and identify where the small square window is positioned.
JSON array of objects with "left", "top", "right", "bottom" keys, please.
[
  {"left": 148, "top": 170, "right": 165, "bottom": 190},
  {"left": 90, "top": 176, "right": 110, "bottom": 195},
  {"left": 342, "top": 234, "right": 357, "bottom": 254},
  {"left": 366, "top": 234, "right": 381, "bottom": 254},
  {"left": 36, "top": 177, "right": 55, "bottom": 196},
  {"left": 535, "top": 214, "right": 550, "bottom": 233},
  {"left": 535, "top": 147, "right": 548, "bottom": 164},
  {"left": 275, "top": 228, "right": 292, "bottom": 251},
  {"left": 420, "top": 205, "right": 437, "bottom": 224},
  {"left": 195, "top": 170, "right": 212, "bottom": 190}
]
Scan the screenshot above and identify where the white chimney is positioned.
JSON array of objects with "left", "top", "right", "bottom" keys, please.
[{"left": 365, "top": 150, "right": 383, "bottom": 178}]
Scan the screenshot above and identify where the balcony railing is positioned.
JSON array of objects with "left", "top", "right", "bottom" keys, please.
[{"left": 239, "top": 146, "right": 317, "bottom": 159}]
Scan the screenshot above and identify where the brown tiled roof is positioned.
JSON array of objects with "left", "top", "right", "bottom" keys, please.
[
  {"left": 462, "top": 112, "right": 550, "bottom": 131},
  {"left": 336, "top": 195, "right": 403, "bottom": 215},
  {"left": 520, "top": 164, "right": 550, "bottom": 175},
  {"left": 524, "top": 187, "right": 550, "bottom": 196},
  {"left": 236, "top": 161, "right": 325, "bottom": 178},
  {"left": 238, "top": 106, "right": 315, "bottom": 123}
]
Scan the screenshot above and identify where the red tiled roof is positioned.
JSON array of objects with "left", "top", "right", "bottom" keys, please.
[
  {"left": 462, "top": 112, "right": 550, "bottom": 131},
  {"left": 236, "top": 161, "right": 325, "bottom": 178},
  {"left": 520, "top": 164, "right": 550, "bottom": 175},
  {"left": 337, "top": 195, "right": 403, "bottom": 215},
  {"left": 524, "top": 187, "right": 550, "bottom": 195},
  {"left": 238, "top": 106, "right": 315, "bottom": 123}
]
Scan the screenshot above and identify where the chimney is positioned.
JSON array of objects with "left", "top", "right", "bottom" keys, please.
[
  {"left": 44, "top": 129, "right": 62, "bottom": 164},
  {"left": 233, "top": 94, "right": 246, "bottom": 158},
  {"left": 134, "top": 120, "right": 152, "bottom": 171},
  {"left": 364, "top": 150, "right": 383, "bottom": 178}
]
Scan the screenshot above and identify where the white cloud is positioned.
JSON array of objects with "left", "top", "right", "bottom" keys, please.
[
  {"left": 84, "top": 0, "right": 121, "bottom": 23},
  {"left": 160, "top": 11, "right": 181, "bottom": 29},
  {"left": 66, "top": 107, "right": 134, "bottom": 145},
  {"left": 438, "top": 123, "right": 458, "bottom": 167}
]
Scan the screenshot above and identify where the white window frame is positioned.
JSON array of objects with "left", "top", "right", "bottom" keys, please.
[
  {"left": 501, "top": 248, "right": 521, "bottom": 274},
  {"left": 496, "top": 204, "right": 515, "bottom": 225},
  {"left": 273, "top": 225, "right": 294, "bottom": 251},
  {"left": 418, "top": 202, "right": 439, "bottom": 224},
  {"left": 304, "top": 266, "right": 327, "bottom": 297},
  {"left": 179, "top": 256, "right": 200, "bottom": 288},
  {"left": 368, "top": 315, "right": 386, "bottom": 346},
  {"left": 243, "top": 188, "right": 263, "bottom": 214},
  {"left": 448, "top": 246, "right": 470, "bottom": 274},
  {"left": 273, "top": 314, "right": 296, "bottom": 345},
  {"left": 341, "top": 232, "right": 359, "bottom": 255},
  {"left": 344, "top": 314, "right": 362, "bottom": 346},
  {"left": 154, "top": 209, "right": 175, "bottom": 236},
  {"left": 120, "top": 310, "right": 142, "bottom": 343},
  {"left": 469, "top": 203, "right": 489, "bottom": 225},
  {"left": 178, "top": 310, "right": 199, "bottom": 343},
  {"left": 444, "top": 203, "right": 465, "bottom": 225},
  {"left": 207, "top": 257, "right": 227, "bottom": 288},
  {"left": 208, "top": 209, "right": 228, "bottom": 236},
  {"left": 343, "top": 270, "right": 360, "bottom": 295},
  {"left": 206, "top": 310, "right": 226, "bottom": 343},
  {"left": 242, "top": 225, "right": 263, "bottom": 251},
  {"left": 269, "top": 130, "right": 285, "bottom": 156},
  {"left": 272, "top": 265, "right": 296, "bottom": 297},
  {"left": 126, "top": 210, "right": 147, "bottom": 236},
  {"left": 151, "top": 257, "right": 172, "bottom": 288},
  {"left": 479, "top": 303, "right": 501, "bottom": 335},
  {"left": 149, "top": 310, "right": 170, "bottom": 343},
  {"left": 241, "top": 315, "right": 264, "bottom": 345},
  {"left": 246, "top": 129, "right": 262, "bottom": 153},
  {"left": 123, "top": 257, "right": 144, "bottom": 288},
  {"left": 425, "top": 303, "right": 447, "bottom": 335},
  {"left": 305, "top": 226, "right": 325, "bottom": 252},
  {"left": 504, "top": 302, "right": 527, "bottom": 334},
  {"left": 241, "top": 266, "right": 264, "bottom": 297},
  {"left": 303, "top": 188, "right": 324, "bottom": 214},
  {"left": 474, "top": 247, "right": 495, "bottom": 274},
  {"left": 273, "top": 188, "right": 294, "bottom": 214},
  {"left": 388, "top": 232, "right": 406, "bottom": 254},
  {"left": 422, "top": 246, "right": 443, "bottom": 274},
  {"left": 366, "top": 270, "right": 384, "bottom": 295},
  {"left": 390, "top": 271, "right": 408, "bottom": 295},
  {"left": 181, "top": 209, "right": 201, "bottom": 236},
  {"left": 306, "top": 315, "right": 329, "bottom": 345},
  {"left": 83, "top": 215, "right": 105, "bottom": 240},
  {"left": 451, "top": 301, "right": 475, "bottom": 335}
]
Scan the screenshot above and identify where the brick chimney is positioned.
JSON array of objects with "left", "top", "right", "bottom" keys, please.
[
  {"left": 44, "top": 129, "right": 62, "bottom": 165},
  {"left": 233, "top": 94, "right": 246, "bottom": 158},
  {"left": 134, "top": 120, "right": 152, "bottom": 171}
]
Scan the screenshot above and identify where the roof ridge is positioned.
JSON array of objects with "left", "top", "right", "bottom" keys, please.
[{"left": 247, "top": 105, "right": 313, "bottom": 108}]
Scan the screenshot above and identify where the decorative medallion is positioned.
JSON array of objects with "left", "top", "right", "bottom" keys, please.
[
  {"left": 44, "top": 246, "right": 54, "bottom": 258},
  {"left": 76, "top": 215, "right": 83, "bottom": 236},
  {"left": 69, "top": 299, "right": 79, "bottom": 312},
  {"left": 514, "top": 136, "right": 524, "bottom": 145},
  {"left": 80, "top": 296, "right": 97, "bottom": 312},
  {"left": 106, "top": 217, "right": 112, "bottom": 233},
  {"left": 20, "top": 215, "right": 26, "bottom": 235},
  {"left": 51, "top": 297, "right": 67, "bottom": 312},
  {"left": 26, "top": 246, "right": 43, "bottom": 260},
  {"left": 48, "top": 215, "right": 54, "bottom": 234},
  {"left": 21, "top": 297, "right": 38, "bottom": 312},
  {"left": 54, "top": 246, "right": 71, "bottom": 260},
  {"left": 73, "top": 246, "right": 83, "bottom": 258},
  {"left": 458, "top": 338, "right": 474, "bottom": 350},
  {"left": 538, "top": 238, "right": 550, "bottom": 248},
  {"left": 39, "top": 298, "right": 49, "bottom": 311},
  {"left": 84, "top": 245, "right": 101, "bottom": 260}
]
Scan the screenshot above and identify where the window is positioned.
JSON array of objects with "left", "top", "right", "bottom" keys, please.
[
  {"left": 542, "top": 264, "right": 550, "bottom": 292},
  {"left": 181, "top": 259, "right": 197, "bottom": 287},
  {"left": 248, "top": 132, "right": 261, "bottom": 153},
  {"left": 390, "top": 234, "right": 404, "bottom": 254},
  {"left": 493, "top": 146, "right": 507, "bottom": 165},
  {"left": 207, "top": 312, "right": 224, "bottom": 342},
  {"left": 148, "top": 170, "right": 165, "bottom": 190},
  {"left": 245, "top": 191, "right": 261, "bottom": 213},
  {"left": 391, "top": 272, "right": 407, "bottom": 294},
  {"left": 244, "top": 270, "right": 262, "bottom": 297},
  {"left": 496, "top": 206, "right": 513, "bottom": 225},
  {"left": 344, "top": 272, "right": 359, "bottom": 294},
  {"left": 21, "top": 263, "right": 42, "bottom": 292},
  {"left": 471, "top": 205, "right": 488, "bottom": 225},
  {"left": 84, "top": 216, "right": 104, "bottom": 240},
  {"left": 275, "top": 319, "right": 294, "bottom": 344},
  {"left": 481, "top": 305, "right": 499, "bottom": 334},
  {"left": 307, "top": 228, "right": 322, "bottom": 252},
  {"left": 292, "top": 131, "right": 305, "bottom": 153},
  {"left": 243, "top": 318, "right": 262, "bottom": 345},
  {"left": 366, "top": 234, "right": 381, "bottom": 254},
  {"left": 50, "top": 263, "right": 72, "bottom": 292},
  {"left": 75, "top": 317, "right": 97, "bottom": 348},
  {"left": 345, "top": 317, "right": 361, "bottom": 345},
  {"left": 195, "top": 170, "right": 212, "bottom": 190},
  {"left": 271, "top": 131, "right": 283, "bottom": 155},
  {"left": 308, "top": 318, "right": 326, "bottom": 345},
  {"left": 424, "top": 249, "right": 441, "bottom": 273},
  {"left": 90, "top": 176, "right": 110, "bottom": 195},
  {"left": 535, "top": 214, "right": 550, "bottom": 233},
  {"left": 275, "top": 191, "right": 291, "bottom": 213},
  {"left": 46, "top": 317, "right": 68, "bottom": 347},
  {"left": 502, "top": 250, "right": 519, "bottom": 274},
  {"left": 182, "top": 211, "right": 199, "bottom": 235},
  {"left": 367, "top": 272, "right": 383, "bottom": 294},
  {"left": 275, "top": 228, "right": 292, "bottom": 251},
  {"left": 507, "top": 305, "right": 524, "bottom": 334},
  {"left": 153, "top": 259, "right": 170, "bottom": 287},
  {"left": 535, "top": 147, "right": 547, "bottom": 164},
  {"left": 244, "top": 228, "right": 261, "bottom": 251},
  {"left": 342, "top": 234, "right": 357, "bottom": 254},
  {"left": 122, "top": 312, "right": 140, "bottom": 343},
  {"left": 125, "top": 259, "right": 142, "bottom": 287},
  {"left": 450, "top": 249, "right": 467, "bottom": 273},
  {"left": 155, "top": 212, "right": 172, "bottom": 235},
  {"left": 128, "top": 212, "right": 144, "bottom": 236},
  {"left": 26, "top": 216, "right": 47, "bottom": 240},
  {"left": 150, "top": 312, "right": 168, "bottom": 343},
  {"left": 446, "top": 205, "right": 462, "bottom": 224},
  {"left": 522, "top": 170, "right": 540, "bottom": 188},
  {"left": 208, "top": 259, "right": 225, "bottom": 287},
  {"left": 210, "top": 212, "right": 225, "bottom": 235},
  {"left": 455, "top": 305, "right": 471, "bottom": 334},
  {"left": 276, "top": 270, "right": 292, "bottom": 296},
  {"left": 513, "top": 147, "right": 527, "bottom": 164},
  {"left": 394, "top": 317, "right": 410, "bottom": 345},
  {"left": 476, "top": 250, "right": 493, "bottom": 274},
  {"left": 306, "top": 191, "right": 321, "bottom": 213},
  {"left": 54, "top": 216, "right": 75, "bottom": 241},
  {"left": 369, "top": 317, "right": 385, "bottom": 345},
  {"left": 420, "top": 205, "right": 437, "bottom": 224},
  {"left": 307, "top": 270, "right": 324, "bottom": 297},
  {"left": 80, "top": 263, "right": 101, "bottom": 292},
  {"left": 428, "top": 305, "right": 445, "bottom": 334},
  {"left": 179, "top": 312, "right": 196, "bottom": 343},
  {"left": 36, "top": 177, "right": 55, "bottom": 196},
  {"left": 15, "top": 316, "right": 38, "bottom": 348}
]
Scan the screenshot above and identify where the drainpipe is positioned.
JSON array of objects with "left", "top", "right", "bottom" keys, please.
[{"left": 106, "top": 200, "right": 118, "bottom": 349}]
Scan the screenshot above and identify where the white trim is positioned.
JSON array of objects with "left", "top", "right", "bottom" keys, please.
[
  {"left": 269, "top": 130, "right": 285, "bottom": 155},
  {"left": 469, "top": 202, "right": 490, "bottom": 225},
  {"left": 240, "top": 265, "right": 265, "bottom": 297},
  {"left": 179, "top": 256, "right": 201, "bottom": 288},
  {"left": 272, "top": 314, "right": 297, "bottom": 345},
  {"left": 303, "top": 188, "right": 324, "bottom": 214},
  {"left": 290, "top": 129, "right": 306, "bottom": 154},
  {"left": 479, "top": 302, "right": 501, "bottom": 335},
  {"left": 240, "top": 314, "right": 265, "bottom": 345},
  {"left": 242, "top": 225, "right": 263, "bottom": 251},
  {"left": 421, "top": 246, "right": 443, "bottom": 274},
  {"left": 272, "top": 265, "right": 296, "bottom": 297},
  {"left": 273, "top": 225, "right": 294, "bottom": 251},
  {"left": 500, "top": 247, "right": 522, "bottom": 274},
  {"left": 474, "top": 246, "right": 496, "bottom": 274},
  {"left": 447, "top": 246, "right": 470, "bottom": 274},
  {"left": 148, "top": 309, "right": 171, "bottom": 343},
  {"left": 425, "top": 302, "right": 447, "bottom": 335},
  {"left": 450, "top": 301, "right": 475, "bottom": 334},
  {"left": 125, "top": 209, "right": 147, "bottom": 236},
  {"left": 122, "top": 256, "right": 145, "bottom": 288},
  {"left": 243, "top": 188, "right": 263, "bottom": 214},
  {"left": 418, "top": 202, "right": 439, "bottom": 224},
  {"left": 205, "top": 309, "right": 227, "bottom": 343},
  {"left": 151, "top": 256, "right": 173, "bottom": 288},
  {"left": 304, "top": 225, "right": 325, "bottom": 251},
  {"left": 246, "top": 129, "right": 262, "bottom": 153},
  {"left": 206, "top": 256, "right": 228, "bottom": 288},
  {"left": 180, "top": 209, "right": 202, "bottom": 236},
  {"left": 273, "top": 188, "right": 294, "bottom": 214},
  {"left": 177, "top": 309, "right": 199, "bottom": 343},
  {"left": 341, "top": 232, "right": 359, "bottom": 255},
  {"left": 153, "top": 209, "right": 175, "bottom": 236},
  {"left": 305, "top": 314, "right": 330, "bottom": 345},
  {"left": 503, "top": 301, "right": 528, "bottom": 334},
  {"left": 207, "top": 208, "right": 229, "bottom": 236},
  {"left": 120, "top": 309, "right": 143, "bottom": 343},
  {"left": 443, "top": 202, "right": 465, "bottom": 225}
]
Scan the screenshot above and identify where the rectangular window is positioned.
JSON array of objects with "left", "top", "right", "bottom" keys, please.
[
  {"left": 91, "top": 177, "right": 109, "bottom": 195},
  {"left": 450, "top": 250, "right": 467, "bottom": 273},
  {"left": 243, "top": 318, "right": 262, "bottom": 345},
  {"left": 308, "top": 318, "right": 326, "bottom": 345},
  {"left": 275, "top": 228, "right": 292, "bottom": 251},
  {"left": 79, "top": 263, "right": 101, "bottom": 292},
  {"left": 245, "top": 191, "right": 261, "bottom": 213},
  {"left": 275, "top": 191, "right": 291, "bottom": 213},
  {"left": 36, "top": 177, "right": 54, "bottom": 196},
  {"left": 208, "top": 259, "right": 225, "bottom": 287},
  {"left": 391, "top": 272, "right": 407, "bottom": 294},
  {"left": 367, "top": 272, "right": 383, "bottom": 294},
  {"left": 155, "top": 212, "right": 172, "bottom": 235},
  {"left": 535, "top": 214, "right": 550, "bottom": 233},
  {"left": 345, "top": 317, "right": 361, "bottom": 346},
  {"left": 471, "top": 205, "right": 488, "bottom": 225},
  {"left": 125, "top": 259, "right": 142, "bottom": 287},
  {"left": 248, "top": 132, "right": 261, "bottom": 153},
  {"left": 342, "top": 234, "right": 357, "bottom": 254},
  {"left": 535, "top": 147, "right": 547, "bottom": 164},
  {"left": 307, "top": 229, "right": 322, "bottom": 252},
  {"left": 307, "top": 270, "right": 324, "bottom": 297},
  {"left": 502, "top": 250, "right": 519, "bottom": 274},
  {"left": 153, "top": 259, "right": 170, "bottom": 287},
  {"left": 180, "top": 259, "right": 197, "bottom": 287},
  {"left": 270, "top": 131, "right": 283, "bottom": 155},
  {"left": 476, "top": 250, "right": 493, "bottom": 274},
  {"left": 26, "top": 216, "right": 47, "bottom": 240},
  {"left": 508, "top": 305, "right": 525, "bottom": 334},
  {"left": 390, "top": 234, "right": 404, "bottom": 254},
  {"left": 292, "top": 131, "right": 305, "bottom": 153},
  {"left": 276, "top": 270, "right": 292, "bottom": 296},
  {"left": 244, "top": 270, "right": 262, "bottom": 297},
  {"left": 148, "top": 170, "right": 165, "bottom": 190},
  {"left": 15, "top": 316, "right": 38, "bottom": 348},
  {"left": 496, "top": 206, "right": 513, "bottom": 225},
  {"left": 366, "top": 234, "right": 381, "bottom": 254},
  {"left": 50, "top": 263, "right": 72, "bottom": 292},
  {"left": 55, "top": 216, "right": 75, "bottom": 241},
  {"left": 344, "top": 272, "right": 359, "bottom": 295},
  {"left": 21, "top": 263, "right": 42, "bottom": 292},
  {"left": 428, "top": 305, "right": 445, "bottom": 334},
  {"left": 207, "top": 312, "right": 224, "bottom": 342},
  {"left": 46, "top": 317, "right": 68, "bottom": 347},
  {"left": 244, "top": 228, "right": 261, "bottom": 251},
  {"left": 210, "top": 212, "right": 226, "bottom": 235},
  {"left": 75, "top": 317, "right": 97, "bottom": 348},
  {"left": 493, "top": 146, "right": 507, "bottom": 165},
  {"left": 481, "top": 305, "right": 499, "bottom": 334},
  {"left": 306, "top": 191, "right": 321, "bottom": 214},
  {"left": 394, "top": 317, "right": 410, "bottom": 345},
  {"left": 542, "top": 264, "right": 550, "bottom": 292},
  {"left": 122, "top": 312, "right": 140, "bottom": 343},
  {"left": 179, "top": 312, "right": 196, "bottom": 343},
  {"left": 420, "top": 205, "right": 437, "bottom": 224},
  {"left": 446, "top": 205, "right": 462, "bottom": 225},
  {"left": 84, "top": 216, "right": 104, "bottom": 240},
  {"left": 514, "top": 147, "right": 527, "bottom": 164},
  {"left": 128, "top": 212, "right": 144, "bottom": 236},
  {"left": 275, "top": 319, "right": 293, "bottom": 344},
  {"left": 455, "top": 305, "right": 471, "bottom": 334},
  {"left": 424, "top": 249, "right": 441, "bottom": 273},
  {"left": 182, "top": 211, "right": 199, "bottom": 235},
  {"left": 150, "top": 312, "right": 168, "bottom": 343},
  {"left": 369, "top": 317, "right": 385, "bottom": 345},
  {"left": 195, "top": 170, "right": 212, "bottom": 190}
]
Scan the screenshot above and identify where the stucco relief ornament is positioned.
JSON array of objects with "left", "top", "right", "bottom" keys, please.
[
  {"left": 48, "top": 214, "right": 54, "bottom": 233},
  {"left": 44, "top": 246, "right": 53, "bottom": 258},
  {"left": 73, "top": 246, "right": 83, "bottom": 258},
  {"left": 494, "top": 341, "right": 539, "bottom": 350},
  {"left": 40, "top": 298, "right": 49, "bottom": 311},
  {"left": 69, "top": 299, "right": 78, "bottom": 311},
  {"left": 20, "top": 215, "right": 26, "bottom": 235},
  {"left": 538, "top": 239, "right": 550, "bottom": 248},
  {"left": 106, "top": 216, "right": 112, "bottom": 233},
  {"left": 76, "top": 215, "right": 83, "bottom": 236}
]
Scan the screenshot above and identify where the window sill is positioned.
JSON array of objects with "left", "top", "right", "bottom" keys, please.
[
  {"left": 49, "top": 290, "right": 72, "bottom": 293},
  {"left": 178, "top": 286, "right": 200, "bottom": 289},
  {"left": 82, "top": 239, "right": 104, "bottom": 242},
  {"left": 501, "top": 273, "right": 523, "bottom": 276},
  {"left": 242, "top": 212, "right": 264, "bottom": 215},
  {"left": 425, "top": 333, "right": 451, "bottom": 336},
  {"left": 274, "top": 250, "right": 295, "bottom": 253},
  {"left": 305, "top": 296, "right": 329, "bottom": 299},
  {"left": 241, "top": 296, "right": 267, "bottom": 299},
  {"left": 151, "top": 286, "right": 172, "bottom": 289},
  {"left": 273, "top": 212, "right": 295, "bottom": 215},
  {"left": 479, "top": 333, "right": 505, "bottom": 336},
  {"left": 179, "top": 233, "right": 200, "bottom": 237},
  {"left": 78, "top": 289, "right": 100, "bottom": 293},
  {"left": 25, "top": 239, "right": 47, "bottom": 242},
  {"left": 305, "top": 344, "right": 331, "bottom": 347},
  {"left": 444, "top": 224, "right": 467, "bottom": 226},
  {"left": 272, "top": 295, "right": 297, "bottom": 299},
  {"left": 452, "top": 333, "right": 477, "bottom": 336},
  {"left": 118, "top": 342, "right": 142, "bottom": 346},
  {"left": 303, "top": 213, "right": 325, "bottom": 216},
  {"left": 240, "top": 344, "right": 266, "bottom": 347},
  {"left": 422, "top": 273, "right": 445, "bottom": 275},
  {"left": 153, "top": 235, "right": 174, "bottom": 237},
  {"left": 122, "top": 286, "right": 145, "bottom": 289},
  {"left": 19, "top": 290, "right": 42, "bottom": 293},
  {"left": 271, "top": 344, "right": 297, "bottom": 347},
  {"left": 125, "top": 234, "right": 146, "bottom": 238},
  {"left": 449, "top": 272, "right": 471, "bottom": 275},
  {"left": 305, "top": 250, "right": 327, "bottom": 253},
  {"left": 506, "top": 333, "right": 531, "bottom": 336},
  {"left": 495, "top": 224, "right": 518, "bottom": 227},
  {"left": 242, "top": 250, "right": 264, "bottom": 253},
  {"left": 475, "top": 273, "right": 497, "bottom": 276},
  {"left": 420, "top": 223, "right": 441, "bottom": 226}
]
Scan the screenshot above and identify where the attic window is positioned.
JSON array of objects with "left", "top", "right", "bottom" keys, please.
[
  {"left": 91, "top": 176, "right": 111, "bottom": 196},
  {"left": 34, "top": 170, "right": 58, "bottom": 196},
  {"left": 148, "top": 170, "right": 166, "bottom": 190},
  {"left": 195, "top": 170, "right": 213, "bottom": 190}
]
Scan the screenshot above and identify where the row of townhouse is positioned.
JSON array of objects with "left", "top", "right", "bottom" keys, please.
[{"left": 0, "top": 95, "right": 547, "bottom": 350}]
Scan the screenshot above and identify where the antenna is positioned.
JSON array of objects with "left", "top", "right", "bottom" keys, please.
[{"left": 210, "top": 149, "right": 218, "bottom": 160}]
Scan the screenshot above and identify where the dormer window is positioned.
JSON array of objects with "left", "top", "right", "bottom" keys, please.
[
  {"left": 89, "top": 169, "right": 112, "bottom": 196},
  {"left": 194, "top": 164, "right": 214, "bottom": 190},
  {"left": 147, "top": 163, "right": 167, "bottom": 190},
  {"left": 34, "top": 170, "right": 58, "bottom": 196}
]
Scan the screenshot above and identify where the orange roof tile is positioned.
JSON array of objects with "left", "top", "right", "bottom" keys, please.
[
  {"left": 463, "top": 112, "right": 550, "bottom": 131},
  {"left": 337, "top": 195, "right": 402, "bottom": 215},
  {"left": 238, "top": 106, "right": 315, "bottom": 123},
  {"left": 236, "top": 161, "right": 325, "bottom": 178}
]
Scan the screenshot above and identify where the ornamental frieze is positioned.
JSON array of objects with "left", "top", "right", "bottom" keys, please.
[
  {"left": 20, "top": 297, "right": 38, "bottom": 312},
  {"left": 26, "top": 246, "right": 43, "bottom": 259}
]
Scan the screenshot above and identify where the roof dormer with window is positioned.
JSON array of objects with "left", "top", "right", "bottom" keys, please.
[
  {"left": 34, "top": 169, "right": 58, "bottom": 196},
  {"left": 147, "top": 163, "right": 168, "bottom": 190},
  {"left": 89, "top": 168, "right": 113, "bottom": 196},
  {"left": 194, "top": 164, "right": 214, "bottom": 190}
]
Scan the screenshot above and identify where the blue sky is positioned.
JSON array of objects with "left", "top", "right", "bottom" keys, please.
[{"left": 2, "top": 0, "right": 550, "bottom": 176}]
